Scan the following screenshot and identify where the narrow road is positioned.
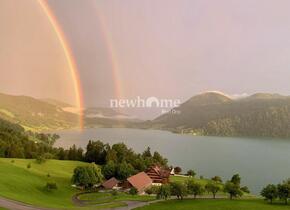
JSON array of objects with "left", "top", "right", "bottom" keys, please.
[
  {"left": 0, "top": 197, "right": 53, "bottom": 210},
  {"left": 109, "top": 200, "right": 162, "bottom": 210},
  {"left": 0, "top": 195, "right": 229, "bottom": 210}
]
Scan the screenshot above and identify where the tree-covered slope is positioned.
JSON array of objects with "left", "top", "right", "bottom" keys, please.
[{"left": 152, "top": 92, "right": 290, "bottom": 138}]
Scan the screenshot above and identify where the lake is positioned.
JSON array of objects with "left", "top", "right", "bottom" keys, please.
[{"left": 55, "top": 128, "right": 290, "bottom": 194}]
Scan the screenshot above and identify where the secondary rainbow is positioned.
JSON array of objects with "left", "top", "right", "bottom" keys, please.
[
  {"left": 37, "top": 0, "right": 84, "bottom": 129},
  {"left": 92, "top": 2, "right": 123, "bottom": 100}
]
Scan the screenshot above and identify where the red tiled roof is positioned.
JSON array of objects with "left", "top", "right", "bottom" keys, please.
[
  {"left": 102, "top": 177, "right": 119, "bottom": 189},
  {"left": 127, "top": 172, "right": 152, "bottom": 192}
]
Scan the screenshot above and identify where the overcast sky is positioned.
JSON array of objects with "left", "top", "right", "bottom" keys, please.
[{"left": 1, "top": 0, "right": 290, "bottom": 118}]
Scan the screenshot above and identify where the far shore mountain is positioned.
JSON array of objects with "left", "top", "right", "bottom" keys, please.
[
  {"left": 0, "top": 93, "right": 137, "bottom": 131},
  {"left": 147, "top": 92, "right": 290, "bottom": 138},
  {"left": 1, "top": 91, "right": 290, "bottom": 138}
]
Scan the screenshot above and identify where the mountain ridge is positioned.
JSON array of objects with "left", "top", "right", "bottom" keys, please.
[{"left": 151, "top": 91, "right": 290, "bottom": 138}]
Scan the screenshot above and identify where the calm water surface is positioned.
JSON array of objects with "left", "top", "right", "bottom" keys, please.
[{"left": 55, "top": 128, "right": 290, "bottom": 194}]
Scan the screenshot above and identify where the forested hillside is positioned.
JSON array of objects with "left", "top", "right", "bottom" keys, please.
[
  {"left": 0, "top": 118, "right": 59, "bottom": 158},
  {"left": 152, "top": 92, "right": 290, "bottom": 138}
]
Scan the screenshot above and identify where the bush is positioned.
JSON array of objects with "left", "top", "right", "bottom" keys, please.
[
  {"left": 145, "top": 188, "right": 153, "bottom": 195},
  {"left": 156, "top": 184, "right": 171, "bottom": 200},
  {"left": 45, "top": 182, "right": 57, "bottom": 191},
  {"left": 42, "top": 153, "right": 54, "bottom": 159},
  {"left": 174, "top": 167, "right": 182, "bottom": 174},
  {"left": 27, "top": 163, "right": 31, "bottom": 169},
  {"left": 146, "top": 186, "right": 160, "bottom": 195},
  {"left": 111, "top": 189, "right": 118, "bottom": 196},
  {"left": 187, "top": 170, "right": 196, "bottom": 177},
  {"left": 36, "top": 155, "right": 46, "bottom": 164},
  {"left": 211, "top": 176, "right": 222, "bottom": 183},
  {"left": 129, "top": 187, "right": 138, "bottom": 195},
  {"left": 241, "top": 186, "right": 250, "bottom": 194}
]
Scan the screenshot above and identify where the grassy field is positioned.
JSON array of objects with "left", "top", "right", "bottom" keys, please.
[
  {"left": 0, "top": 158, "right": 155, "bottom": 210},
  {"left": 170, "top": 175, "right": 209, "bottom": 185},
  {"left": 0, "top": 158, "right": 89, "bottom": 209},
  {"left": 78, "top": 191, "right": 155, "bottom": 205},
  {"left": 134, "top": 199, "right": 290, "bottom": 210}
]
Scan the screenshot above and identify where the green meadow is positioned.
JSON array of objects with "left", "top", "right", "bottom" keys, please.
[
  {"left": 0, "top": 158, "right": 154, "bottom": 209},
  {"left": 134, "top": 199, "right": 290, "bottom": 210},
  {"left": 170, "top": 175, "right": 210, "bottom": 185},
  {"left": 0, "top": 158, "right": 88, "bottom": 209}
]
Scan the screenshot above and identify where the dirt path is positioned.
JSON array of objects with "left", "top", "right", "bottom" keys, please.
[{"left": 0, "top": 197, "right": 53, "bottom": 210}]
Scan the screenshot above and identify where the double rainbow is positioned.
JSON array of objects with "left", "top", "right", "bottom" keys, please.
[{"left": 37, "top": 0, "right": 124, "bottom": 128}]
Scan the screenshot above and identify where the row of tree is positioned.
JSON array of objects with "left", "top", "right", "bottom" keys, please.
[
  {"left": 261, "top": 178, "right": 290, "bottom": 205},
  {"left": 148, "top": 174, "right": 249, "bottom": 200}
]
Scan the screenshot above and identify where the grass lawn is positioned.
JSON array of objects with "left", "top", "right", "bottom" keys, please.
[
  {"left": 0, "top": 158, "right": 90, "bottom": 209},
  {"left": 170, "top": 175, "right": 209, "bottom": 185},
  {"left": 134, "top": 199, "right": 290, "bottom": 210},
  {"left": 78, "top": 191, "right": 155, "bottom": 205}
]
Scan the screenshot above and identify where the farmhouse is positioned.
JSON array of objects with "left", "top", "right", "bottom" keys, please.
[
  {"left": 101, "top": 177, "right": 120, "bottom": 190},
  {"left": 146, "top": 165, "right": 170, "bottom": 185},
  {"left": 127, "top": 172, "right": 152, "bottom": 194}
]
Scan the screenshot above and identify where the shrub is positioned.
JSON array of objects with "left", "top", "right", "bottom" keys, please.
[
  {"left": 27, "top": 163, "right": 31, "bottom": 169},
  {"left": 36, "top": 155, "right": 46, "bottom": 164},
  {"left": 148, "top": 186, "right": 160, "bottom": 194},
  {"left": 145, "top": 187, "right": 153, "bottom": 195},
  {"left": 174, "top": 167, "right": 182, "bottom": 175},
  {"left": 156, "top": 184, "right": 171, "bottom": 200},
  {"left": 45, "top": 182, "right": 57, "bottom": 191},
  {"left": 111, "top": 189, "right": 118, "bottom": 196},
  {"left": 129, "top": 187, "right": 138, "bottom": 195},
  {"left": 211, "top": 176, "right": 222, "bottom": 183},
  {"left": 241, "top": 186, "right": 250, "bottom": 194},
  {"left": 42, "top": 153, "right": 54, "bottom": 159},
  {"left": 187, "top": 170, "right": 196, "bottom": 177}
]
